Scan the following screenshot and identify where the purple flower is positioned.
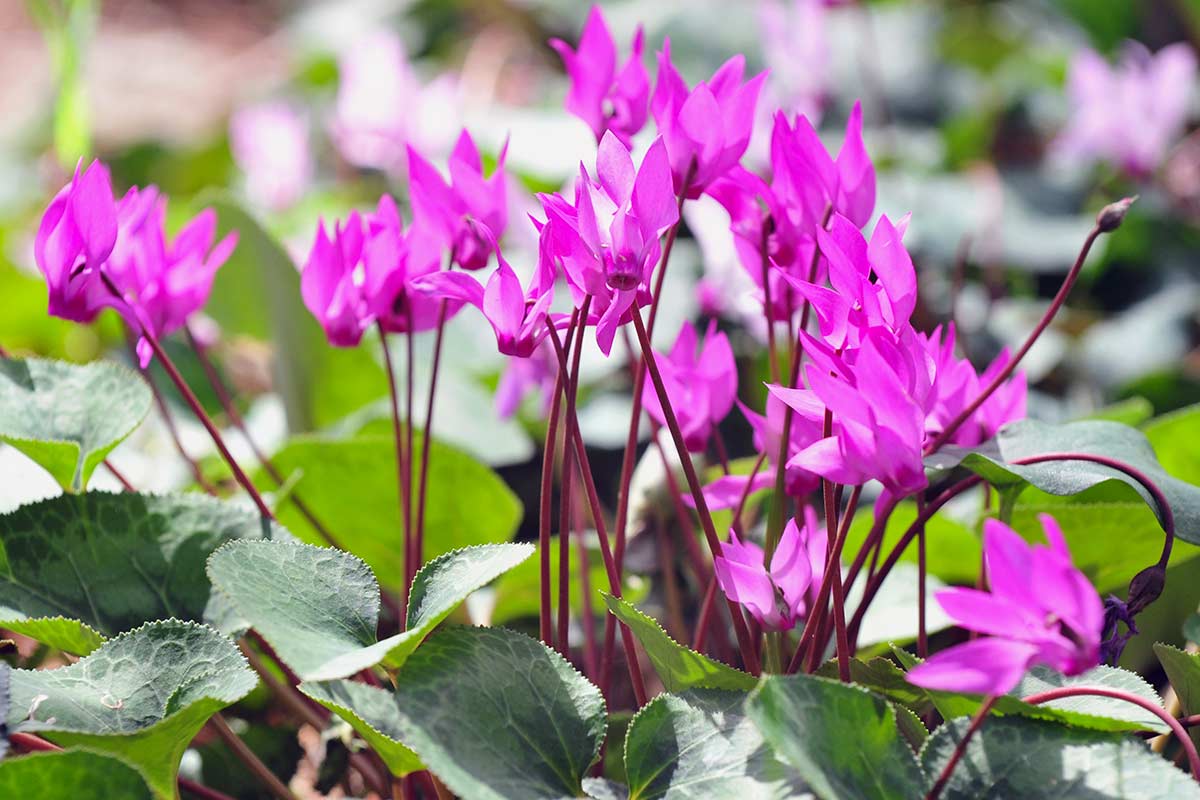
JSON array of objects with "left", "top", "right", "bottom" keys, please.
[
  {"left": 907, "top": 515, "right": 1103, "bottom": 695},
  {"left": 549, "top": 6, "right": 649, "bottom": 147},
  {"left": 641, "top": 320, "right": 737, "bottom": 451},
  {"left": 35, "top": 159, "right": 119, "bottom": 323},
  {"left": 539, "top": 131, "right": 678, "bottom": 354},
  {"left": 229, "top": 101, "right": 312, "bottom": 211},
  {"left": 301, "top": 210, "right": 372, "bottom": 347},
  {"left": 408, "top": 130, "right": 508, "bottom": 271},
  {"left": 1054, "top": 42, "right": 1196, "bottom": 177},
  {"left": 759, "top": 0, "right": 830, "bottom": 122},
  {"left": 714, "top": 507, "right": 825, "bottom": 631},
  {"left": 650, "top": 39, "right": 767, "bottom": 196}
]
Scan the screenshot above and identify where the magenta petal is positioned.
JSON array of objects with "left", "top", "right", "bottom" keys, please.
[
  {"left": 714, "top": 555, "right": 782, "bottom": 630},
  {"left": 597, "top": 130, "right": 636, "bottom": 206},
  {"left": 632, "top": 137, "right": 679, "bottom": 239},
  {"left": 906, "top": 637, "right": 1040, "bottom": 695},
  {"left": 934, "top": 587, "right": 1043, "bottom": 640}
]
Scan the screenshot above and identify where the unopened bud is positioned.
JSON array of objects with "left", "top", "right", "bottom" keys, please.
[
  {"left": 1096, "top": 195, "right": 1138, "bottom": 233},
  {"left": 1126, "top": 562, "right": 1165, "bottom": 615}
]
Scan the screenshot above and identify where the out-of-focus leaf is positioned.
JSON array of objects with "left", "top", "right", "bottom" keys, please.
[{"left": 0, "top": 750, "right": 152, "bottom": 799}]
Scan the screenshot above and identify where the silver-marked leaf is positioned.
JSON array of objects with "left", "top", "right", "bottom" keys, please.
[
  {"left": 623, "top": 690, "right": 811, "bottom": 799},
  {"left": 603, "top": 594, "right": 756, "bottom": 692},
  {"left": 8, "top": 620, "right": 257, "bottom": 799},
  {"left": 746, "top": 674, "right": 925, "bottom": 800},
  {"left": 307, "top": 626, "right": 606, "bottom": 800},
  {"left": 207, "top": 539, "right": 532, "bottom": 680},
  {"left": 928, "top": 419, "right": 1200, "bottom": 544},
  {"left": 920, "top": 715, "right": 1200, "bottom": 799},
  {"left": 0, "top": 750, "right": 153, "bottom": 799},
  {"left": 0, "top": 358, "right": 151, "bottom": 492},
  {"left": 0, "top": 491, "right": 283, "bottom": 652}
]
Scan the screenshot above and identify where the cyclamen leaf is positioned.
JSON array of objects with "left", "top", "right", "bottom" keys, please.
[
  {"left": 928, "top": 419, "right": 1200, "bottom": 544},
  {"left": 8, "top": 620, "right": 257, "bottom": 800},
  {"left": 623, "top": 689, "right": 811, "bottom": 799},
  {"left": 745, "top": 674, "right": 925, "bottom": 800},
  {"left": 920, "top": 716, "right": 1200, "bottom": 799},
  {"left": 0, "top": 358, "right": 151, "bottom": 492},
  {"left": 305, "top": 626, "right": 607, "bottom": 800},
  {"left": 0, "top": 492, "right": 284, "bottom": 652},
  {"left": 300, "top": 680, "right": 423, "bottom": 777},
  {"left": 266, "top": 436, "right": 523, "bottom": 590},
  {"left": 603, "top": 594, "right": 757, "bottom": 692},
  {"left": 1154, "top": 644, "right": 1200, "bottom": 746},
  {"left": 207, "top": 539, "right": 532, "bottom": 680},
  {"left": 0, "top": 750, "right": 153, "bottom": 799}
]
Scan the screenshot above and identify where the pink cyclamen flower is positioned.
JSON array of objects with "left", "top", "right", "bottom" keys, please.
[
  {"left": 301, "top": 210, "right": 372, "bottom": 347},
  {"left": 495, "top": 341, "right": 558, "bottom": 420},
  {"left": 35, "top": 159, "right": 120, "bottom": 323},
  {"left": 759, "top": 0, "right": 830, "bottom": 122},
  {"left": 408, "top": 130, "right": 508, "bottom": 271},
  {"left": 540, "top": 131, "right": 678, "bottom": 354},
  {"left": 641, "top": 319, "right": 737, "bottom": 451},
  {"left": 1054, "top": 41, "right": 1197, "bottom": 177},
  {"left": 907, "top": 515, "right": 1103, "bottom": 695},
  {"left": 714, "top": 507, "right": 825, "bottom": 631},
  {"left": 651, "top": 39, "right": 768, "bottom": 196},
  {"left": 549, "top": 6, "right": 649, "bottom": 147},
  {"left": 229, "top": 101, "right": 312, "bottom": 211},
  {"left": 921, "top": 324, "right": 1027, "bottom": 447}
]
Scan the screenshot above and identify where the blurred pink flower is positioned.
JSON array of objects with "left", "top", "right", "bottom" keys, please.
[
  {"left": 495, "top": 341, "right": 558, "bottom": 420},
  {"left": 229, "top": 101, "right": 312, "bottom": 211},
  {"left": 1054, "top": 41, "right": 1196, "bottom": 177},
  {"left": 550, "top": 6, "right": 650, "bottom": 147},
  {"left": 759, "top": 0, "right": 830, "bottom": 122},
  {"left": 907, "top": 515, "right": 1103, "bottom": 695},
  {"left": 641, "top": 320, "right": 737, "bottom": 451}
]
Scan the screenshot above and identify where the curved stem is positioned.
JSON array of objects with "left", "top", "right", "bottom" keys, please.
[
  {"left": 378, "top": 324, "right": 412, "bottom": 621},
  {"left": 208, "top": 714, "right": 297, "bottom": 800},
  {"left": 925, "top": 696, "right": 998, "bottom": 800},
  {"left": 1021, "top": 686, "right": 1200, "bottom": 779},
  {"left": 926, "top": 224, "right": 1103, "bottom": 453}
]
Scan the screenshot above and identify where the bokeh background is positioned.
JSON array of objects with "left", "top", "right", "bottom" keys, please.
[{"left": 2, "top": 0, "right": 1200, "bottom": 718}]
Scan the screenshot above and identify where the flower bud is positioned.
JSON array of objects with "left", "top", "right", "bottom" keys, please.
[{"left": 1096, "top": 195, "right": 1138, "bottom": 233}]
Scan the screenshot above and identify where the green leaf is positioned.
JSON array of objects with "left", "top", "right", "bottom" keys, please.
[
  {"left": 307, "top": 626, "right": 606, "bottom": 800},
  {"left": 623, "top": 689, "right": 809, "bottom": 799},
  {"left": 300, "top": 680, "right": 423, "bottom": 777},
  {"left": 746, "top": 674, "right": 925, "bottom": 800},
  {"left": 1084, "top": 396, "right": 1155, "bottom": 426},
  {"left": 207, "top": 539, "right": 532, "bottom": 680},
  {"left": 814, "top": 657, "right": 931, "bottom": 712},
  {"left": 0, "top": 358, "right": 151, "bottom": 491},
  {"left": 0, "top": 750, "right": 152, "bottom": 799},
  {"left": 929, "top": 419, "right": 1200, "bottom": 544},
  {"left": 1155, "top": 643, "right": 1200, "bottom": 746},
  {"left": 603, "top": 594, "right": 756, "bottom": 692},
  {"left": 920, "top": 716, "right": 1200, "bottom": 799},
  {"left": 1145, "top": 404, "right": 1200, "bottom": 486},
  {"left": 8, "top": 620, "right": 257, "bottom": 799},
  {"left": 267, "top": 436, "right": 522, "bottom": 590},
  {"left": 0, "top": 492, "right": 284, "bottom": 651}
]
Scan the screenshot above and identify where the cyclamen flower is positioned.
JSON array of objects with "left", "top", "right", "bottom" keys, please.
[
  {"left": 1054, "top": 42, "right": 1197, "bottom": 177},
  {"left": 550, "top": 6, "right": 649, "bottom": 147},
  {"left": 540, "top": 132, "right": 678, "bottom": 354},
  {"left": 641, "top": 320, "right": 737, "bottom": 451},
  {"left": 651, "top": 40, "right": 767, "bottom": 196},
  {"left": 759, "top": 0, "right": 830, "bottom": 123},
  {"left": 229, "top": 101, "right": 312, "bottom": 211},
  {"left": 921, "top": 325, "right": 1027, "bottom": 447},
  {"left": 907, "top": 515, "right": 1103, "bottom": 695},
  {"left": 408, "top": 130, "right": 508, "bottom": 271},
  {"left": 714, "top": 507, "right": 825, "bottom": 631},
  {"left": 301, "top": 210, "right": 372, "bottom": 347}
]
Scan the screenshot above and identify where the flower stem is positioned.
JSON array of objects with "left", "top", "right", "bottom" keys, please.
[
  {"left": 917, "top": 494, "right": 928, "bottom": 659},
  {"left": 924, "top": 696, "right": 998, "bottom": 800},
  {"left": 557, "top": 313, "right": 585, "bottom": 654},
  {"left": 630, "top": 304, "right": 761, "bottom": 674},
  {"left": 403, "top": 316, "right": 417, "bottom": 592},
  {"left": 1021, "top": 686, "right": 1200, "bottom": 779},
  {"left": 537, "top": 313, "right": 573, "bottom": 648},
  {"left": 414, "top": 300, "right": 449, "bottom": 576},
  {"left": 207, "top": 714, "right": 297, "bottom": 800},
  {"left": 378, "top": 324, "right": 413, "bottom": 621}
]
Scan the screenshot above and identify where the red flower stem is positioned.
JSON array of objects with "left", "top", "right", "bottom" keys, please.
[
  {"left": 711, "top": 427, "right": 732, "bottom": 475},
  {"left": 760, "top": 219, "right": 781, "bottom": 384},
  {"left": 414, "top": 300, "right": 450, "bottom": 578},
  {"left": 378, "top": 323, "right": 413, "bottom": 622},
  {"left": 657, "top": 514, "right": 689, "bottom": 641},
  {"left": 403, "top": 315, "right": 417, "bottom": 593},
  {"left": 207, "top": 714, "right": 297, "bottom": 800},
  {"left": 630, "top": 304, "right": 761, "bottom": 675},
  {"left": 103, "top": 460, "right": 136, "bottom": 492},
  {"left": 100, "top": 271, "right": 273, "bottom": 519},
  {"left": 843, "top": 493, "right": 899, "bottom": 596},
  {"left": 692, "top": 577, "right": 721, "bottom": 653},
  {"left": 576, "top": 515, "right": 599, "bottom": 680},
  {"left": 546, "top": 313, "right": 649, "bottom": 706},
  {"left": 537, "top": 312, "right": 575, "bottom": 648},
  {"left": 917, "top": 493, "right": 929, "bottom": 659},
  {"left": 183, "top": 325, "right": 343, "bottom": 550},
  {"left": 924, "top": 696, "right": 998, "bottom": 800},
  {"left": 800, "top": 484, "right": 862, "bottom": 675},
  {"left": 1021, "top": 686, "right": 1200, "bottom": 779},
  {"left": 557, "top": 313, "right": 586, "bottom": 655},
  {"left": 926, "top": 223, "right": 1104, "bottom": 454}
]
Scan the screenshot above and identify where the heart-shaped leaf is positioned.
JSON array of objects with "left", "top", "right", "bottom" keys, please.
[
  {"left": 207, "top": 539, "right": 532, "bottom": 680},
  {"left": 746, "top": 674, "right": 925, "bottom": 800},
  {"left": 0, "top": 492, "right": 284, "bottom": 654},
  {"left": 304, "top": 625, "right": 606, "bottom": 800},
  {"left": 8, "top": 619, "right": 257, "bottom": 799},
  {"left": 623, "top": 689, "right": 810, "bottom": 799},
  {"left": 0, "top": 358, "right": 151, "bottom": 492},
  {"left": 0, "top": 750, "right": 153, "bottom": 799},
  {"left": 300, "top": 679, "right": 424, "bottom": 777},
  {"left": 265, "top": 436, "right": 523, "bottom": 589},
  {"left": 928, "top": 419, "right": 1200, "bottom": 543},
  {"left": 920, "top": 715, "right": 1200, "bottom": 799},
  {"left": 603, "top": 594, "right": 756, "bottom": 692}
]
